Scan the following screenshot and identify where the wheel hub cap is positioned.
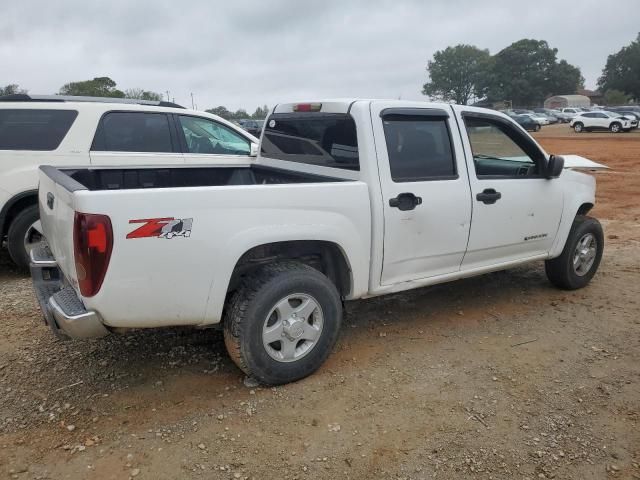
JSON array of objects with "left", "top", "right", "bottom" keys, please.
[
  {"left": 262, "top": 293, "right": 324, "bottom": 363},
  {"left": 283, "top": 318, "right": 305, "bottom": 340},
  {"left": 573, "top": 233, "right": 597, "bottom": 276}
]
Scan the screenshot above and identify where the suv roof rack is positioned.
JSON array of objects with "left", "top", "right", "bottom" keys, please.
[{"left": 0, "top": 94, "right": 185, "bottom": 109}]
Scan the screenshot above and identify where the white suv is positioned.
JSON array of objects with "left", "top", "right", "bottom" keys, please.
[
  {"left": 0, "top": 94, "right": 259, "bottom": 268},
  {"left": 570, "top": 111, "right": 633, "bottom": 133}
]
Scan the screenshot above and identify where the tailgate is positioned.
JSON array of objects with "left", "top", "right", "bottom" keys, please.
[{"left": 38, "top": 166, "right": 83, "bottom": 286}]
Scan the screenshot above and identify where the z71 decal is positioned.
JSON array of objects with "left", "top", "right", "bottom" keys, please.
[{"left": 127, "top": 217, "right": 193, "bottom": 239}]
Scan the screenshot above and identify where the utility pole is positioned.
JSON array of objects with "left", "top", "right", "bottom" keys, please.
[
  {"left": 191, "top": 93, "right": 195, "bottom": 109},
  {"left": 166, "top": 90, "right": 170, "bottom": 102}
]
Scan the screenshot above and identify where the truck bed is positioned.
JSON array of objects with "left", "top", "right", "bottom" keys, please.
[
  {"left": 37, "top": 164, "right": 371, "bottom": 328},
  {"left": 53, "top": 165, "right": 347, "bottom": 191}
]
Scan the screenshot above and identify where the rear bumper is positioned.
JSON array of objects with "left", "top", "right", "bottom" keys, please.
[{"left": 30, "top": 245, "right": 109, "bottom": 339}]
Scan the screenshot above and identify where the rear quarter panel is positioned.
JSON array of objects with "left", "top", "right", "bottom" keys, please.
[{"left": 75, "top": 181, "right": 371, "bottom": 328}]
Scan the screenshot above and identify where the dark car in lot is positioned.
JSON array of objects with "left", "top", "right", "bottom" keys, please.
[
  {"left": 237, "top": 119, "right": 265, "bottom": 137},
  {"left": 513, "top": 114, "right": 541, "bottom": 132}
]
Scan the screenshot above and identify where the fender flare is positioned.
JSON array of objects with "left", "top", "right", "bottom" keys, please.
[{"left": 201, "top": 224, "right": 369, "bottom": 324}]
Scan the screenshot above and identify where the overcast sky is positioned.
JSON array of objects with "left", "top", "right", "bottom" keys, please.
[{"left": 2, "top": 1, "right": 639, "bottom": 111}]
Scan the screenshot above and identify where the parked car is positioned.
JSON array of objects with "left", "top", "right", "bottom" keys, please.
[
  {"left": 618, "top": 112, "right": 640, "bottom": 128},
  {"left": 560, "top": 108, "right": 583, "bottom": 119},
  {"left": 31, "top": 99, "right": 607, "bottom": 385},
  {"left": 0, "top": 94, "right": 259, "bottom": 268},
  {"left": 532, "top": 109, "right": 559, "bottom": 124},
  {"left": 513, "top": 114, "right": 541, "bottom": 132},
  {"left": 570, "top": 111, "right": 634, "bottom": 133},
  {"left": 237, "top": 119, "right": 265, "bottom": 137},
  {"left": 522, "top": 113, "right": 550, "bottom": 125},
  {"left": 608, "top": 109, "right": 640, "bottom": 127},
  {"left": 550, "top": 110, "right": 573, "bottom": 123}
]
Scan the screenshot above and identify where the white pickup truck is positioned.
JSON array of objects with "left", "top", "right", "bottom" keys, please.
[{"left": 32, "top": 99, "right": 606, "bottom": 385}]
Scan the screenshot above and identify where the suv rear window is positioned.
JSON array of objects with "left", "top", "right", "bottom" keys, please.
[
  {"left": 261, "top": 114, "right": 359, "bottom": 170},
  {"left": 0, "top": 109, "right": 78, "bottom": 151}
]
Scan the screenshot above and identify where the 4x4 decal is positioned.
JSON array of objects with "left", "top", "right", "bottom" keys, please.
[{"left": 127, "top": 218, "right": 193, "bottom": 239}]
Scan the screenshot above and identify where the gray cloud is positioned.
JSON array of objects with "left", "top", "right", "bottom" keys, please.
[{"left": 2, "top": 0, "right": 638, "bottom": 111}]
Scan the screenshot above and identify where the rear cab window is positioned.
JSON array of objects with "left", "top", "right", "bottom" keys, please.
[
  {"left": 261, "top": 113, "right": 359, "bottom": 171},
  {"left": 0, "top": 109, "right": 78, "bottom": 151}
]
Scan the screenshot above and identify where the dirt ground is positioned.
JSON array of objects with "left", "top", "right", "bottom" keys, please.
[{"left": 0, "top": 124, "right": 638, "bottom": 479}]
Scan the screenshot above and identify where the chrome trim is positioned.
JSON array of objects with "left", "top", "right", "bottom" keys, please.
[{"left": 49, "top": 297, "right": 109, "bottom": 339}]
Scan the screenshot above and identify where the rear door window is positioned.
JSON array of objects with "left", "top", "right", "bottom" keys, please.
[
  {"left": 92, "top": 112, "right": 174, "bottom": 152},
  {"left": 382, "top": 115, "right": 457, "bottom": 181},
  {"left": 261, "top": 114, "right": 359, "bottom": 170},
  {"left": 0, "top": 109, "right": 78, "bottom": 151}
]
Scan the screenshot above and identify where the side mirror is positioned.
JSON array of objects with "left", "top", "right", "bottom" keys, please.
[
  {"left": 545, "top": 155, "right": 564, "bottom": 179},
  {"left": 249, "top": 142, "right": 259, "bottom": 157}
]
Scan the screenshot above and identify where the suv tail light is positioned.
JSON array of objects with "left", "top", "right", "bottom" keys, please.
[{"left": 73, "top": 212, "right": 113, "bottom": 297}]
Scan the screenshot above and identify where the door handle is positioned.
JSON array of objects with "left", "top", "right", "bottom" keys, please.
[
  {"left": 476, "top": 188, "right": 502, "bottom": 205},
  {"left": 389, "top": 192, "right": 422, "bottom": 211},
  {"left": 46, "top": 192, "right": 55, "bottom": 210}
]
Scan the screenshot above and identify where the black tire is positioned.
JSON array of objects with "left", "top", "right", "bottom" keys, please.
[
  {"left": 573, "top": 122, "right": 583, "bottom": 133},
  {"left": 609, "top": 122, "right": 621, "bottom": 133},
  {"left": 545, "top": 215, "right": 603, "bottom": 290},
  {"left": 7, "top": 205, "right": 40, "bottom": 269},
  {"left": 223, "top": 261, "right": 342, "bottom": 385},
  {"left": 534, "top": 124, "right": 541, "bottom": 132}
]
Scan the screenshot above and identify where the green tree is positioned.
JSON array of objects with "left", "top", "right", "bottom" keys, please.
[
  {"left": 252, "top": 104, "right": 270, "bottom": 119},
  {"left": 206, "top": 106, "right": 233, "bottom": 120},
  {"left": 124, "top": 88, "right": 164, "bottom": 101},
  {"left": 549, "top": 60, "right": 585, "bottom": 96},
  {"left": 603, "top": 89, "right": 631, "bottom": 106},
  {"left": 422, "top": 44, "right": 492, "bottom": 104},
  {"left": 231, "top": 109, "right": 250, "bottom": 120},
  {"left": 598, "top": 33, "right": 640, "bottom": 101},
  {"left": 0, "top": 84, "right": 27, "bottom": 96},
  {"left": 59, "top": 77, "right": 125, "bottom": 98},
  {"left": 488, "top": 39, "right": 582, "bottom": 106}
]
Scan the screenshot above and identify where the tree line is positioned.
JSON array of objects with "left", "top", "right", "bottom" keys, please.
[
  {"left": 3, "top": 34, "right": 638, "bottom": 112},
  {"left": 0, "top": 78, "right": 269, "bottom": 120},
  {"left": 423, "top": 34, "right": 640, "bottom": 106}
]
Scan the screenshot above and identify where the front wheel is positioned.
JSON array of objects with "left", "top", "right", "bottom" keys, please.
[
  {"left": 533, "top": 124, "right": 541, "bottom": 132},
  {"left": 224, "top": 261, "right": 342, "bottom": 385},
  {"left": 545, "top": 215, "right": 603, "bottom": 290},
  {"left": 609, "top": 122, "right": 621, "bottom": 133}
]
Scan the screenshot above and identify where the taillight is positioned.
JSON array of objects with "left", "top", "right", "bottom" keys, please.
[{"left": 73, "top": 212, "right": 113, "bottom": 297}]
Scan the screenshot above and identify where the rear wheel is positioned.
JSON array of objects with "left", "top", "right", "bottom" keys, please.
[
  {"left": 545, "top": 215, "right": 603, "bottom": 290},
  {"left": 609, "top": 122, "right": 621, "bottom": 133},
  {"left": 224, "top": 261, "right": 342, "bottom": 385},
  {"left": 7, "top": 205, "right": 42, "bottom": 270},
  {"left": 573, "top": 122, "right": 583, "bottom": 133}
]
